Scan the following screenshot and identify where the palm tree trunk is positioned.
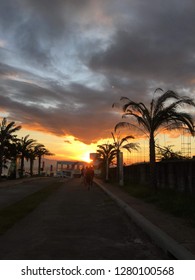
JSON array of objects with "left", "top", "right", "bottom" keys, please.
[
  {"left": 20, "top": 155, "right": 24, "bottom": 178},
  {"left": 30, "top": 158, "right": 34, "bottom": 177},
  {"left": 105, "top": 157, "right": 109, "bottom": 182},
  {"left": 149, "top": 133, "right": 157, "bottom": 189},
  {"left": 116, "top": 150, "right": 124, "bottom": 186},
  {"left": 0, "top": 151, "right": 3, "bottom": 178},
  {"left": 8, "top": 159, "right": 16, "bottom": 179},
  {"left": 118, "top": 151, "right": 124, "bottom": 186},
  {"left": 116, "top": 149, "right": 120, "bottom": 182},
  {"left": 38, "top": 155, "right": 41, "bottom": 176}
]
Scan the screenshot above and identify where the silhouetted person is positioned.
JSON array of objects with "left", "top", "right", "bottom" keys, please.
[{"left": 85, "top": 166, "right": 94, "bottom": 190}]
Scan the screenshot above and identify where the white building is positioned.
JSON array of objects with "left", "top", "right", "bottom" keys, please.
[{"left": 56, "top": 161, "right": 86, "bottom": 178}]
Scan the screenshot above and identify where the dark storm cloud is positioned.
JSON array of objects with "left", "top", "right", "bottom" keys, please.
[
  {"left": 0, "top": 62, "right": 17, "bottom": 77},
  {"left": 0, "top": 0, "right": 22, "bottom": 30},
  {"left": 0, "top": 0, "right": 90, "bottom": 70},
  {"left": 89, "top": 0, "right": 195, "bottom": 98},
  {"left": 0, "top": 0, "right": 195, "bottom": 144},
  {"left": 0, "top": 71, "right": 118, "bottom": 143}
]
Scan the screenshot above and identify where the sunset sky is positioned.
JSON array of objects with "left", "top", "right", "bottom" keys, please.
[{"left": 0, "top": 0, "right": 195, "bottom": 163}]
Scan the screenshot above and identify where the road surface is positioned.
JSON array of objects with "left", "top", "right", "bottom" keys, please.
[{"left": 0, "top": 177, "right": 168, "bottom": 259}]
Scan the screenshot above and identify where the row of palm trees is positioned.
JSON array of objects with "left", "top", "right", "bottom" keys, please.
[
  {"left": 0, "top": 118, "right": 53, "bottom": 179},
  {"left": 97, "top": 88, "right": 195, "bottom": 189}
]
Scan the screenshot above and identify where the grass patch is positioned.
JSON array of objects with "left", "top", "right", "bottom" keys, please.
[
  {"left": 123, "top": 183, "right": 154, "bottom": 199},
  {"left": 123, "top": 182, "right": 195, "bottom": 226},
  {"left": 0, "top": 182, "right": 63, "bottom": 235}
]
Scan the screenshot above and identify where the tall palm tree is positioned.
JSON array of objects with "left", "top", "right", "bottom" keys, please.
[
  {"left": 96, "top": 143, "right": 117, "bottom": 181},
  {"left": 113, "top": 88, "right": 195, "bottom": 188},
  {"left": 0, "top": 118, "right": 21, "bottom": 177},
  {"left": 18, "top": 135, "right": 36, "bottom": 178}
]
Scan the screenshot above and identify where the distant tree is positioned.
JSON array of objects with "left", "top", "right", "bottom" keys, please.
[
  {"left": 6, "top": 138, "right": 21, "bottom": 179},
  {"left": 111, "top": 132, "right": 139, "bottom": 179},
  {"left": 111, "top": 132, "right": 139, "bottom": 154},
  {"left": 0, "top": 118, "right": 21, "bottom": 177},
  {"left": 34, "top": 145, "right": 54, "bottom": 176},
  {"left": 111, "top": 132, "right": 139, "bottom": 185},
  {"left": 156, "top": 145, "right": 185, "bottom": 161},
  {"left": 27, "top": 146, "right": 38, "bottom": 177},
  {"left": 113, "top": 88, "right": 195, "bottom": 189},
  {"left": 18, "top": 135, "right": 36, "bottom": 177},
  {"left": 96, "top": 143, "right": 117, "bottom": 181}
]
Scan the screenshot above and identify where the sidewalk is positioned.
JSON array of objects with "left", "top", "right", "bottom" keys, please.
[{"left": 94, "top": 178, "right": 195, "bottom": 260}]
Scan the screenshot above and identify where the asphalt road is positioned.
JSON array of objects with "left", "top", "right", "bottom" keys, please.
[
  {"left": 0, "top": 177, "right": 54, "bottom": 209},
  {"left": 0, "top": 177, "right": 168, "bottom": 260}
]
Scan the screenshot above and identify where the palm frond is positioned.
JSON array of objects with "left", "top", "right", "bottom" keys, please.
[
  {"left": 112, "top": 102, "right": 120, "bottom": 108},
  {"left": 154, "top": 88, "right": 164, "bottom": 93},
  {"left": 154, "top": 90, "right": 178, "bottom": 115},
  {"left": 122, "top": 142, "right": 140, "bottom": 153},
  {"left": 154, "top": 109, "right": 194, "bottom": 135},
  {"left": 115, "top": 121, "right": 149, "bottom": 137},
  {"left": 122, "top": 100, "right": 143, "bottom": 114},
  {"left": 120, "top": 98, "right": 151, "bottom": 132},
  {"left": 154, "top": 91, "right": 195, "bottom": 116},
  {"left": 120, "top": 96, "right": 131, "bottom": 102},
  {"left": 121, "top": 135, "right": 134, "bottom": 142},
  {"left": 124, "top": 112, "right": 151, "bottom": 132},
  {"left": 111, "top": 132, "right": 116, "bottom": 143}
]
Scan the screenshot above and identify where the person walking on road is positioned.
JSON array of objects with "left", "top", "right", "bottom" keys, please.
[{"left": 84, "top": 166, "right": 94, "bottom": 190}]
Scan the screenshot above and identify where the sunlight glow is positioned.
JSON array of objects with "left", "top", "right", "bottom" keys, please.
[
  {"left": 81, "top": 152, "right": 93, "bottom": 163},
  {"left": 15, "top": 125, "right": 195, "bottom": 166}
]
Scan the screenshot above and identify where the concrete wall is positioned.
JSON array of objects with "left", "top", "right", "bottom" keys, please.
[{"left": 109, "top": 160, "right": 195, "bottom": 193}]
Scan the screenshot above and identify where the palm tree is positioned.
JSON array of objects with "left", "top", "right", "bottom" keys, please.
[
  {"left": 0, "top": 118, "right": 21, "bottom": 177},
  {"left": 18, "top": 135, "right": 36, "bottom": 177},
  {"left": 96, "top": 143, "right": 117, "bottom": 181},
  {"left": 113, "top": 88, "right": 195, "bottom": 188},
  {"left": 111, "top": 132, "right": 139, "bottom": 185},
  {"left": 6, "top": 138, "right": 21, "bottom": 179},
  {"left": 27, "top": 147, "right": 38, "bottom": 177},
  {"left": 34, "top": 145, "right": 54, "bottom": 176}
]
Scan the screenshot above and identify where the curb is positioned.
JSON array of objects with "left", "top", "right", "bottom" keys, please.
[{"left": 95, "top": 179, "right": 195, "bottom": 260}]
